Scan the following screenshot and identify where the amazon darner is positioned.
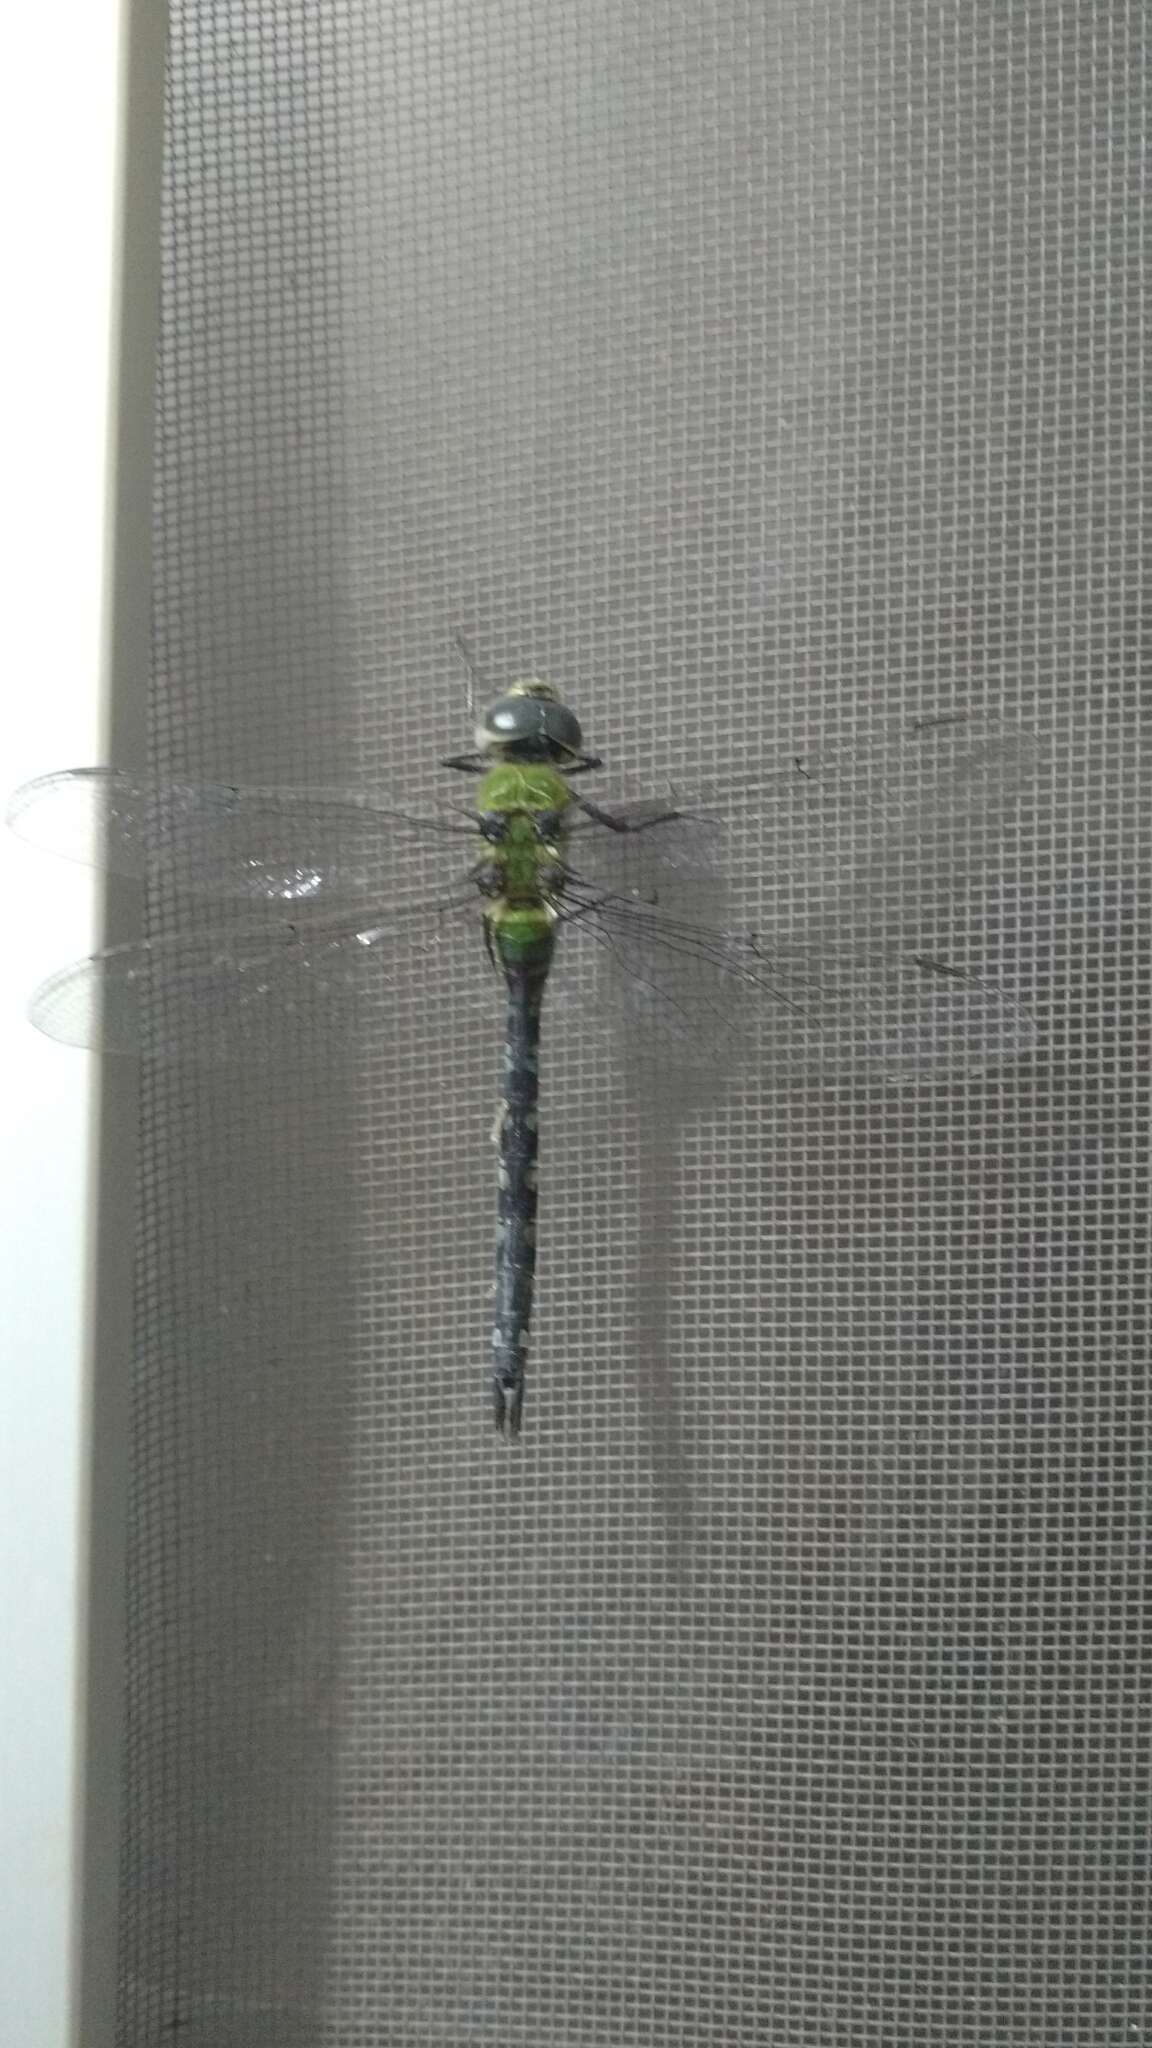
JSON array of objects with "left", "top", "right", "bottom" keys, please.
[{"left": 9, "top": 660, "right": 1036, "bottom": 1434}]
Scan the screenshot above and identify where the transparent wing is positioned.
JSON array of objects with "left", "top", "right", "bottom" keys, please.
[
  {"left": 7, "top": 768, "right": 477, "bottom": 904},
  {"left": 19, "top": 715, "right": 1037, "bottom": 1079},
  {"left": 29, "top": 888, "right": 1035, "bottom": 1083},
  {"left": 549, "top": 895, "right": 1036, "bottom": 1084},
  {"left": 26, "top": 898, "right": 491, "bottom": 1059},
  {"left": 587, "top": 711, "right": 1037, "bottom": 824},
  {"left": 10, "top": 716, "right": 1033, "bottom": 909},
  {"left": 574, "top": 712, "right": 1038, "bottom": 911}
]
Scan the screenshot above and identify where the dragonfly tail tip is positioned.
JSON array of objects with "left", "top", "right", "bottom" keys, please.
[{"left": 492, "top": 1379, "right": 524, "bottom": 1440}]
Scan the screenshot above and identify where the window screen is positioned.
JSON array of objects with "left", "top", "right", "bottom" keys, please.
[{"left": 117, "top": 4, "right": 1149, "bottom": 2042}]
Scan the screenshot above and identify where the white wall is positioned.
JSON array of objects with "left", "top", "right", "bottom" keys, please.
[{"left": 0, "top": 6, "right": 165, "bottom": 2044}]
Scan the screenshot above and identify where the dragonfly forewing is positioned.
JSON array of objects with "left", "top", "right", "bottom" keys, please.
[
  {"left": 7, "top": 767, "right": 477, "bottom": 905},
  {"left": 582, "top": 714, "right": 1038, "bottom": 921}
]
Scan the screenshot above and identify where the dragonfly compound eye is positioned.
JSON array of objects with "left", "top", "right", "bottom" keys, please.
[{"left": 477, "top": 685, "right": 584, "bottom": 765}]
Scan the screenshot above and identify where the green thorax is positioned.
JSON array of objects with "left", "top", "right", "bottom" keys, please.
[
  {"left": 476, "top": 760, "right": 572, "bottom": 819},
  {"left": 478, "top": 760, "right": 571, "bottom": 970}
]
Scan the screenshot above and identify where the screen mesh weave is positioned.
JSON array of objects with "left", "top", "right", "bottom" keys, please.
[{"left": 118, "top": 3, "right": 1149, "bottom": 2042}]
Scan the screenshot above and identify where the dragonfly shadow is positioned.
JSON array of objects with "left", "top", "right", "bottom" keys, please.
[
  {"left": 613, "top": 839, "right": 740, "bottom": 1583},
  {"left": 627, "top": 1065, "right": 720, "bottom": 1584}
]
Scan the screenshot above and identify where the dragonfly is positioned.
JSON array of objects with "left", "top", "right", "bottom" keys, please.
[{"left": 9, "top": 658, "right": 1036, "bottom": 1436}]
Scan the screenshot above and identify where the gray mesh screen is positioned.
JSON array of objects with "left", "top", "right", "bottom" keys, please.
[{"left": 119, "top": 2, "right": 1149, "bottom": 2042}]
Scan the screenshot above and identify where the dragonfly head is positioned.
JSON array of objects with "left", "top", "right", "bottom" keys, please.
[{"left": 475, "top": 678, "right": 586, "bottom": 768}]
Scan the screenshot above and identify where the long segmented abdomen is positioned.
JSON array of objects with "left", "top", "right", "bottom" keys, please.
[{"left": 491, "top": 956, "right": 550, "bottom": 1437}]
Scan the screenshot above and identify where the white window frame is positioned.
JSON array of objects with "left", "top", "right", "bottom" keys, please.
[{"left": 0, "top": 5, "right": 166, "bottom": 2044}]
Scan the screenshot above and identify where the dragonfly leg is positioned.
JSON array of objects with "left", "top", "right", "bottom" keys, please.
[
  {"left": 442, "top": 748, "right": 604, "bottom": 774},
  {"left": 550, "top": 882, "right": 651, "bottom": 934},
  {"left": 451, "top": 628, "right": 490, "bottom": 717},
  {"left": 470, "top": 855, "right": 503, "bottom": 900},
  {"left": 571, "top": 791, "right": 683, "bottom": 832},
  {"left": 481, "top": 915, "right": 503, "bottom": 977}
]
